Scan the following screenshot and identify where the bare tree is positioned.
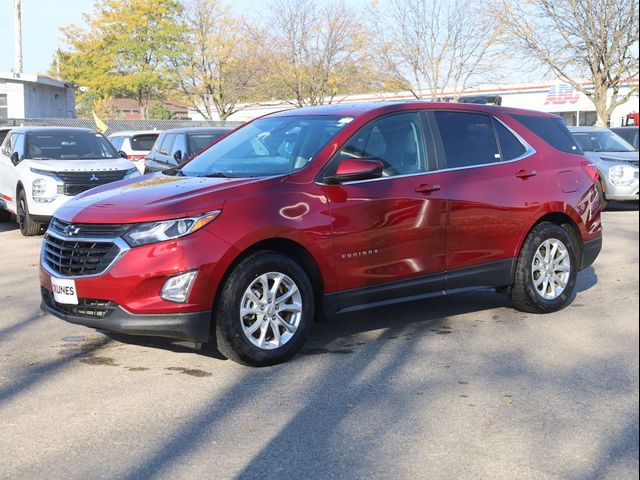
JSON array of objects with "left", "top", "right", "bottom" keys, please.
[
  {"left": 265, "top": 0, "right": 373, "bottom": 107},
  {"left": 498, "top": 0, "right": 639, "bottom": 126},
  {"left": 175, "top": 0, "right": 264, "bottom": 120},
  {"left": 374, "top": 0, "right": 504, "bottom": 101}
]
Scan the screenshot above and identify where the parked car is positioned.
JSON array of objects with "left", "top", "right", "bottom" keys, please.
[
  {"left": 108, "top": 130, "right": 160, "bottom": 173},
  {"left": 40, "top": 103, "right": 602, "bottom": 366},
  {"left": 569, "top": 126, "right": 639, "bottom": 208},
  {"left": 610, "top": 126, "right": 639, "bottom": 150},
  {"left": 0, "top": 127, "right": 12, "bottom": 146},
  {"left": 0, "top": 127, "right": 140, "bottom": 235},
  {"left": 144, "top": 127, "right": 232, "bottom": 173}
]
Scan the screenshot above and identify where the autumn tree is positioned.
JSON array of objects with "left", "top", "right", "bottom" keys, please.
[
  {"left": 58, "top": 0, "right": 185, "bottom": 119},
  {"left": 264, "top": 0, "right": 374, "bottom": 107},
  {"left": 373, "top": 0, "right": 504, "bottom": 101},
  {"left": 498, "top": 0, "right": 639, "bottom": 126},
  {"left": 174, "top": 0, "right": 264, "bottom": 121}
]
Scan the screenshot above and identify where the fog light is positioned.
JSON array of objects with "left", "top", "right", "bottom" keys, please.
[{"left": 161, "top": 271, "right": 198, "bottom": 303}]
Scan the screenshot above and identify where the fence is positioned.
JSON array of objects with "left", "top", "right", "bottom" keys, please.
[{"left": 0, "top": 117, "right": 243, "bottom": 134}]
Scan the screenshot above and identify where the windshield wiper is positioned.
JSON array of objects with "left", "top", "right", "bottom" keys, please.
[{"left": 199, "top": 172, "right": 231, "bottom": 178}]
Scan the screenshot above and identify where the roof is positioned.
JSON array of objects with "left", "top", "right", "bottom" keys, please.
[
  {"left": 267, "top": 101, "right": 561, "bottom": 119},
  {"left": 0, "top": 72, "right": 73, "bottom": 89},
  {"left": 6, "top": 126, "right": 96, "bottom": 134},
  {"left": 108, "top": 130, "right": 161, "bottom": 137},
  {"left": 158, "top": 127, "right": 233, "bottom": 134}
]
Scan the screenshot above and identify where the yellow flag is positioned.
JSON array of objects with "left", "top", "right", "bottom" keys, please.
[{"left": 92, "top": 111, "right": 109, "bottom": 134}]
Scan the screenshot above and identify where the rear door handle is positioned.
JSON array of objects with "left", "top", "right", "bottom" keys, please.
[
  {"left": 415, "top": 184, "right": 441, "bottom": 194},
  {"left": 516, "top": 169, "right": 537, "bottom": 179}
]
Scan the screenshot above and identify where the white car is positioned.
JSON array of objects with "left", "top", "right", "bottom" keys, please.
[
  {"left": 108, "top": 130, "right": 160, "bottom": 173},
  {"left": 0, "top": 127, "right": 140, "bottom": 236}
]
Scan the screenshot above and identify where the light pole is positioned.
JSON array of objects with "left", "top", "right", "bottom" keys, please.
[{"left": 15, "top": 0, "right": 23, "bottom": 74}]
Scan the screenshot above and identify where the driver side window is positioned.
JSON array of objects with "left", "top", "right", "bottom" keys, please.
[{"left": 334, "top": 112, "right": 427, "bottom": 177}]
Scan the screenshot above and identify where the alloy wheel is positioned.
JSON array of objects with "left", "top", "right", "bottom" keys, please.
[
  {"left": 531, "top": 238, "right": 571, "bottom": 300},
  {"left": 240, "top": 272, "right": 302, "bottom": 350}
]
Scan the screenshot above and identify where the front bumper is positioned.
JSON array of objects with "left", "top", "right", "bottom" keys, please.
[{"left": 41, "top": 288, "right": 211, "bottom": 342}]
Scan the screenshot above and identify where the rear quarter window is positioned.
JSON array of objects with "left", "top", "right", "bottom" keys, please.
[
  {"left": 131, "top": 134, "right": 159, "bottom": 151},
  {"left": 509, "top": 114, "right": 582, "bottom": 154}
]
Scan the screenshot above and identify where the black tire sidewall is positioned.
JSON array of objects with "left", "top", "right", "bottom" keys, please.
[
  {"left": 518, "top": 223, "right": 578, "bottom": 313},
  {"left": 17, "top": 190, "right": 40, "bottom": 236},
  {"left": 215, "top": 252, "right": 315, "bottom": 366}
]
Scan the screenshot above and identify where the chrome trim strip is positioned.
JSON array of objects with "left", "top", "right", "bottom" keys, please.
[
  {"left": 41, "top": 229, "right": 130, "bottom": 280},
  {"left": 316, "top": 114, "right": 537, "bottom": 186}
]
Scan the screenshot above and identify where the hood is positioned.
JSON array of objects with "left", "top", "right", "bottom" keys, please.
[
  {"left": 54, "top": 173, "right": 281, "bottom": 224},
  {"left": 584, "top": 151, "right": 639, "bottom": 165},
  {"left": 26, "top": 158, "right": 135, "bottom": 172}
]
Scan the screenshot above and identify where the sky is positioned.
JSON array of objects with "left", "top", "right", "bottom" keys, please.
[{"left": 0, "top": 0, "right": 262, "bottom": 74}]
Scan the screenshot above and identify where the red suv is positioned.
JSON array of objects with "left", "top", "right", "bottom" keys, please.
[{"left": 40, "top": 103, "right": 602, "bottom": 366}]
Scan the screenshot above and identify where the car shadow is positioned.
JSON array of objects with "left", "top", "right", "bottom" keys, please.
[
  {"left": 606, "top": 201, "right": 639, "bottom": 211},
  {"left": 0, "top": 222, "right": 18, "bottom": 233}
]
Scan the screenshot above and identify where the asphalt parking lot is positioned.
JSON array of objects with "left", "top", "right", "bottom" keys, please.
[{"left": 0, "top": 207, "right": 638, "bottom": 480}]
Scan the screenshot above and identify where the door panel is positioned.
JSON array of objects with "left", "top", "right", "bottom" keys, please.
[
  {"left": 429, "top": 111, "right": 550, "bottom": 272},
  {"left": 325, "top": 111, "right": 447, "bottom": 292}
]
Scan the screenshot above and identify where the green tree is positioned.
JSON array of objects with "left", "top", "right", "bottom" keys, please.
[
  {"left": 58, "top": 0, "right": 185, "bottom": 119},
  {"left": 147, "top": 102, "right": 176, "bottom": 120}
]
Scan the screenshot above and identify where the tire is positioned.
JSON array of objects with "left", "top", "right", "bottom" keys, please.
[
  {"left": 215, "top": 251, "right": 315, "bottom": 366},
  {"left": 596, "top": 179, "right": 608, "bottom": 211},
  {"left": 511, "top": 222, "right": 578, "bottom": 314},
  {"left": 17, "top": 189, "right": 42, "bottom": 236}
]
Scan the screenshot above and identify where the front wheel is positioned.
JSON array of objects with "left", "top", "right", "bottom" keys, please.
[
  {"left": 511, "top": 222, "right": 578, "bottom": 314},
  {"left": 215, "top": 251, "right": 315, "bottom": 366},
  {"left": 17, "top": 189, "right": 42, "bottom": 236}
]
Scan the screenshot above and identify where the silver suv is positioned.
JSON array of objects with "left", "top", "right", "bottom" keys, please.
[{"left": 569, "top": 126, "right": 639, "bottom": 207}]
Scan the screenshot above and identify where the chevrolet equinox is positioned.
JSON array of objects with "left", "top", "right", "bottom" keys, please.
[{"left": 40, "top": 103, "right": 602, "bottom": 366}]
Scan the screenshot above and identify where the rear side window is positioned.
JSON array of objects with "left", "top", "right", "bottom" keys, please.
[
  {"left": 131, "top": 134, "right": 159, "bottom": 151},
  {"left": 494, "top": 121, "right": 527, "bottom": 160},
  {"left": 433, "top": 111, "right": 499, "bottom": 168},
  {"left": 188, "top": 133, "right": 222, "bottom": 155},
  {"left": 510, "top": 114, "right": 582, "bottom": 154}
]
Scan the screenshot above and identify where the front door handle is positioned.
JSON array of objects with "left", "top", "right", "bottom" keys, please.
[
  {"left": 516, "top": 169, "right": 537, "bottom": 179},
  {"left": 415, "top": 184, "right": 441, "bottom": 194}
]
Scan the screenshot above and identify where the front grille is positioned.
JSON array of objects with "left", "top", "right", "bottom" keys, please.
[
  {"left": 50, "top": 218, "right": 132, "bottom": 238},
  {"left": 43, "top": 233, "right": 121, "bottom": 277},
  {"left": 54, "top": 170, "right": 128, "bottom": 196},
  {"left": 41, "top": 288, "right": 116, "bottom": 319}
]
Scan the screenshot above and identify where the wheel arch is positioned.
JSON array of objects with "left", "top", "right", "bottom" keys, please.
[
  {"left": 211, "top": 236, "right": 328, "bottom": 329},
  {"left": 516, "top": 209, "right": 584, "bottom": 268}
]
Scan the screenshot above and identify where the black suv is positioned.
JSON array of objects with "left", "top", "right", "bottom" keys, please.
[{"left": 144, "top": 127, "right": 232, "bottom": 173}]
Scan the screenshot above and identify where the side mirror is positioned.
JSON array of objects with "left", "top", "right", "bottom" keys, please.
[
  {"left": 326, "top": 159, "right": 384, "bottom": 184},
  {"left": 10, "top": 152, "right": 20, "bottom": 166},
  {"left": 118, "top": 150, "right": 128, "bottom": 159},
  {"left": 173, "top": 150, "right": 182, "bottom": 162}
]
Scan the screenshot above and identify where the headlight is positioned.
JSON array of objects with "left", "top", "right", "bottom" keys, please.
[
  {"left": 125, "top": 167, "right": 139, "bottom": 177},
  {"left": 31, "top": 177, "right": 57, "bottom": 203},
  {"left": 122, "top": 210, "right": 221, "bottom": 247},
  {"left": 609, "top": 164, "right": 637, "bottom": 186}
]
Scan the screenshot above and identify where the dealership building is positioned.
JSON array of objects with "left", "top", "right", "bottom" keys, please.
[
  {"left": 193, "top": 80, "right": 639, "bottom": 127},
  {"left": 0, "top": 72, "right": 75, "bottom": 119}
]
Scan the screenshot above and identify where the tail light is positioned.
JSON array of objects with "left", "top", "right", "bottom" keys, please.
[
  {"left": 128, "top": 154, "right": 146, "bottom": 160},
  {"left": 581, "top": 161, "right": 599, "bottom": 182}
]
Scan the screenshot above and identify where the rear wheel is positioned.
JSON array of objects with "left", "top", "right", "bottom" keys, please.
[
  {"left": 511, "top": 222, "right": 578, "bottom": 314},
  {"left": 17, "top": 189, "right": 42, "bottom": 236},
  {"left": 215, "top": 251, "right": 315, "bottom": 366}
]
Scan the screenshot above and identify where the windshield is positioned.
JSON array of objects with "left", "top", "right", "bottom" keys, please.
[
  {"left": 26, "top": 132, "right": 119, "bottom": 160},
  {"left": 180, "top": 115, "right": 352, "bottom": 177},
  {"left": 571, "top": 131, "right": 636, "bottom": 153}
]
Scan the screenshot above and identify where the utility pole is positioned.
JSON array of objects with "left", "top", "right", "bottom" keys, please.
[{"left": 15, "top": 0, "right": 23, "bottom": 74}]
